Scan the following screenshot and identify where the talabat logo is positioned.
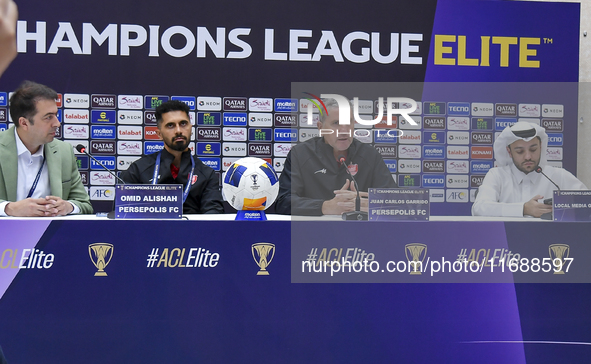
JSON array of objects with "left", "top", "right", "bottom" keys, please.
[
  {"left": 64, "top": 93, "right": 89, "bottom": 108},
  {"left": 63, "top": 109, "right": 89, "bottom": 124},
  {"left": 223, "top": 97, "right": 247, "bottom": 112},
  {"left": 91, "top": 94, "right": 116, "bottom": 109},
  {"left": 447, "top": 146, "right": 469, "bottom": 159},
  {"left": 222, "top": 157, "right": 240, "bottom": 171},
  {"left": 171, "top": 96, "right": 196, "bottom": 110},
  {"left": 434, "top": 35, "right": 541, "bottom": 68},
  {"left": 447, "top": 102, "right": 470, "bottom": 116},
  {"left": 423, "top": 117, "right": 445, "bottom": 129},
  {"left": 249, "top": 98, "right": 273, "bottom": 112},
  {"left": 91, "top": 126, "right": 116, "bottom": 140},
  {"left": 447, "top": 117, "right": 469, "bottom": 130},
  {"left": 118, "top": 95, "right": 142, "bottom": 109},
  {"left": 397, "top": 130, "right": 420, "bottom": 144},
  {"left": 91, "top": 110, "right": 116, "bottom": 124},
  {"left": 118, "top": 110, "right": 143, "bottom": 125},
  {"left": 274, "top": 113, "right": 297, "bottom": 127},
  {"left": 118, "top": 126, "right": 142, "bottom": 140},
  {"left": 145, "top": 95, "right": 169, "bottom": 109}
]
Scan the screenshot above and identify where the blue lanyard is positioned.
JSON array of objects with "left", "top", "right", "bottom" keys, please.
[
  {"left": 27, "top": 156, "right": 46, "bottom": 198},
  {"left": 152, "top": 151, "right": 195, "bottom": 203}
]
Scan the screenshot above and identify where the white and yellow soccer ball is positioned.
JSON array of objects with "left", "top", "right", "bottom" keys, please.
[{"left": 222, "top": 157, "right": 279, "bottom": 211}]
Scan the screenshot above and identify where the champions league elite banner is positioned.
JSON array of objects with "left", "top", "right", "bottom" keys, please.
[{"left": 0, "top": 0, "right": 579, "bottom": 214}]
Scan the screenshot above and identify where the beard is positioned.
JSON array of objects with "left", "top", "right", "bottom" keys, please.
[{"left": 165, "top": 135, "right": 189, "bottom": 152}]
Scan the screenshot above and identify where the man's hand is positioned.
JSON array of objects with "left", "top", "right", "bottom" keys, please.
[
  {"left": 5, "top": 198, "right": 55, "bottom": 217},
  {"left": 523, "top": 194, "right": 552, "bottom": 218},
  {"left": 322, "top": 179, "right": 368, "bottom": 215},
  {"left": 0, "top": 0, "right": 18, "bottom": 77},
  {"left": 44, "top": 196, "right": 74, "bottom": 216}
]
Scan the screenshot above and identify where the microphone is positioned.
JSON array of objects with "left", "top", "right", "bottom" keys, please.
[
  {"left": 535, "top": 166, "right": 559, "bottom": 220},
  {"left": 75, "top": 144, "right": 125, "bottom": 185},
  {"left": 338, "top": 155, "right": 368, "bottom": 221},
  {"left": 535, "top": 166, "right": 560, "bottom": 191}
]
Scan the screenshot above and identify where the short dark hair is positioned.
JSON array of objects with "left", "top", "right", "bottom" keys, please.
[
  {"left": 9, "top": 81, "right": 58, "bottom": 127},
  {"left": 155, "top": 100, "right": 190, "bottom": 127}
]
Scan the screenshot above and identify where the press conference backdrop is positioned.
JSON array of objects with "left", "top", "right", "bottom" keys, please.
[{"left": 0, "top": 0, "right": 580, "bottom": 215}]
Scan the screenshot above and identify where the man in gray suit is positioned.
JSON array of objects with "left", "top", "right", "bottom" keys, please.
[{"left": 0, "top": 81, "right": 92, "bottom": 216}]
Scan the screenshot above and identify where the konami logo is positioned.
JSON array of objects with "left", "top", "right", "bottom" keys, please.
[{"left": 471, "top": 146, "right": 493, "bottom": 159}]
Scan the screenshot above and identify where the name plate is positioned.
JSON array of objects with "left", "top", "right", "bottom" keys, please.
[
  {"left": 368, "top": 188, "right": 430, "bottom": 221},
  {"left": 115, "top": 184, "right": 183, "bottom": 219},
  {"left": 553, "top": 190, "right": 591, "bottom": 222}
]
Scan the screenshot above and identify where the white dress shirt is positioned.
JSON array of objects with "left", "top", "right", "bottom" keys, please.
[
  {"left": 472, "top": 163, "right": 587, "bottom": 217},
  {"left": 0, "top": 128, "right": 79, "bottom": 216}
]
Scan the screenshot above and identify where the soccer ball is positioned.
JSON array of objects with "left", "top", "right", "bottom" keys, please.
[{"left": 222, "top": 157, "right": 279, "bottom": 211}]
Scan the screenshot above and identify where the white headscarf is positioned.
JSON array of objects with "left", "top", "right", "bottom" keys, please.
[{"left": 494, "top": 121, "right": 548, "bottom": 167}]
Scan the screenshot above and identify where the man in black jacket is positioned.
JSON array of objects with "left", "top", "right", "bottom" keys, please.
[
  {"left": 275, "top": 99, "right": 397, "bottom": 216},
  {"left": 120, "top": 100, "right": 223, "bottom": 214}
]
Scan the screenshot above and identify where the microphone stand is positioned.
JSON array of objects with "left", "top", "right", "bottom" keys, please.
[{"left": 339, "top": 157, "right": 368, "bottom": 221}]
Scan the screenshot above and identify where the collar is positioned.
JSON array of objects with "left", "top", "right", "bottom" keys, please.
[
  {"left": 15, "top": 127, "right": 44, "bottom": 158},
  {"left": 510, "top": 163, "right": 541, "bottom": 184}
]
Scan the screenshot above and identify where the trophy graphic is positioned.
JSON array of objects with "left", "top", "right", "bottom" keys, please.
[
  {"left": 89, "top": 243, "right": 114, "bottom": 276},
  {"left": 549, "top": 244, "right": 570, "bottom": 275},
  {"left": 405, "top": 243, "right": 427, "bottom": 275},
  {"left": 252, "top": 242, "right": 275, "bottom": 275}
]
